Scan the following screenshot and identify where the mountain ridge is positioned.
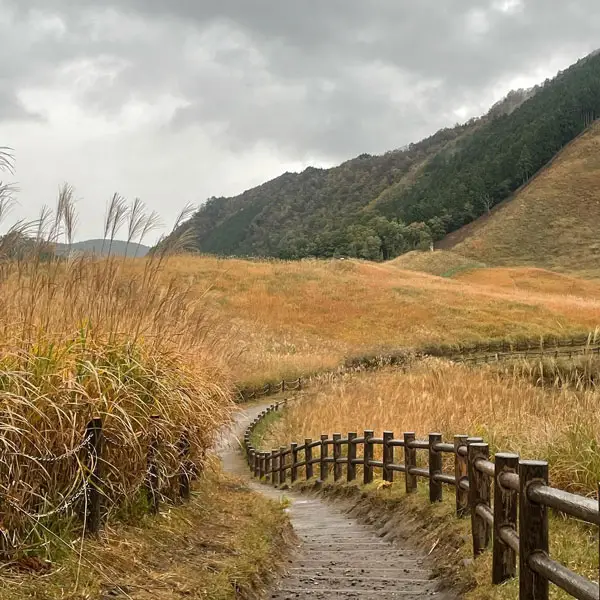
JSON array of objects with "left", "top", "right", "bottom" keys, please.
[
  {"left": 54, "top": 239, "right": 150, "bottom": 257},
  {"left": 164, "top": 51, "right": 600, "bottom": 262}
]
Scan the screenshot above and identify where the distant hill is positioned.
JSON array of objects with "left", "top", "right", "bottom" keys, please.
[
  {"left": 162, "top": 50, "right": 600, "bottom": 262},
  {"left": 54, "top": 239, "right": 150, "bottom": 257},
  {"left": 441, "top": 122, "right": 600, "bottom": 275}
]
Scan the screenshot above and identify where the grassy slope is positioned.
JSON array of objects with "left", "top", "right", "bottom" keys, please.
[
  {"left": 444, "top": 123, "right": 600, "bottom": 274},
  {"left": 389, "top": 250, "right": 486, "bottom": 277},
  {"left": 163, "top": 255, "right": 600, "bottom": 385}
]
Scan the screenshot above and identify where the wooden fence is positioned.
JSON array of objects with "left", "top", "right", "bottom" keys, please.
[
  {"left": 238, "top": 334, "right": 600, "bottom": 401},
  {"left": 84, "top": 416, "right": 195, "bottom": 531},
  {"left": 1, "top": 415, "right": 194, "bottom": 547},
  {"left": 244, "top": 401, "right": 600, "bottom": 600},
  {"left": 239, "top": 377, "right": 303, "bottom": 401}
]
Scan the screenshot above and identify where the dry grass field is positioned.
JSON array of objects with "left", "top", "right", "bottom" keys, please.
[
  {"left": 161, "top": 255, "right": 600, "bottom": 385},
  {"left": 0, "top": 189, "right": 290, "bottom": 598},
  {"left": 0, "top": 466, "right": 289, "bottom": 600},
  {"left": 4, "top": 145, "right": 600, "bottom": 597},
  {"left": 262, "top": 359, "right": 600, "bottom": 493}
]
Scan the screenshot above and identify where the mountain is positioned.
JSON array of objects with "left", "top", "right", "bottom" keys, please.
[
  {"left": 54, "top": 239, "right": 150, "bottom": 257},
  {"left": 438, "top": 121, "right": 600, "bottom": 275},
  {"left": 166, "top": 51, "right": 600, "bottom": 262}
]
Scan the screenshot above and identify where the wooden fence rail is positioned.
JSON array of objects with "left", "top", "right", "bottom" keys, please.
[{"left": 244, "top": 401, "right": 600, "bottom": 600}]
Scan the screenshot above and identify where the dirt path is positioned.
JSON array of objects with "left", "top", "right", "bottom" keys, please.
[{"left": 219, "top": 401, "right": 454, "bottom": 600}]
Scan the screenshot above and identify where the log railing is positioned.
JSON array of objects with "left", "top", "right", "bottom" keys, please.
[
  {"left": 238, "top": 377, "right": 302, "bottom": 402},
  {"left": 244, "top": 401, "right": 600, "bottom": 600}
]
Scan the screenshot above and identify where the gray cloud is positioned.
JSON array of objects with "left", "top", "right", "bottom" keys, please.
[{"left": 1, "top": 0, "right": 600, "bottom": 237}]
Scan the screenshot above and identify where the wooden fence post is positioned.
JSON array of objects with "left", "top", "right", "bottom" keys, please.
[
  {"left": 279, "top": 446, "right": 287, "bottom": 485},
  {"left": 281, "top": 380, "right": 285, "bottom": 392},
  {"left": 454, "top": 435, "right": 469, "bottom": 516},
  {"left": 178, "top": 432, "right": 191, "bottom": 501},
  {"left": 265, "top": 451, "right": 272, "bottom": 483},
  {"left": 320, "top": 434, "right": 329, "bottom": 481},
  {"left": 347, "top": 432, "right": 357, "bottom": 482},
  {"left": 146, "top": 415, "right": 160, "bottom": 515},
  {"left": 404, "top": 432, "right": 417, "bottom": 494},
  {"left": 85, "top": 417, "right": 103, "bottom": 535},
  {"left": 305, "top": 439, "right": 313, "bottom": 480},
  {"left": 291, "top": 443, "right": 298, "bottom": 483},
  {"left": 363, "top": 430, "right": 374, "bottom": 485},
  {"left": 493, "top": 453, "right": 519, "bottom": 584},
  {"left": 259, "top": 452, "right": 266, "bottom": 479},
  {"left": 383, "top": 431, "right": 394, "bottom": 483},
  {"left": 468, "top": 442, "right": 491, "bottom": 556},
  {"left": 271, "top": 450, "right": 279, "bottom": 485},
  {"left": 519, "top": 460, "right": 549, "bottom": 600},
  {"left": 333, "top": 434, "right": 342, "bottom": 481},
  {"left": 253, "top": 451, "right": 260, "bottom": 478},
  {"left": 429, "top": 433, "right": 443, "bottom": 503}
]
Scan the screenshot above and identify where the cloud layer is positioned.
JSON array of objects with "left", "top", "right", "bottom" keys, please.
[{"left": 2, "top": 0, "right": 599, "bottom": 239}]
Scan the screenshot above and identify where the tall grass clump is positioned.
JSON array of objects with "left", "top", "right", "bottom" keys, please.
[
  {"left": 0, "top": 171, "right": 235, "bottom": 559},
  {"left": 502, "top": 329, "right": 600, "bottom": 390}
]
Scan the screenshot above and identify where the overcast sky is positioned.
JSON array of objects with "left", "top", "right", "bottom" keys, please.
[{"left": 1, "top": 0, "right": 599, "bottom": 241}]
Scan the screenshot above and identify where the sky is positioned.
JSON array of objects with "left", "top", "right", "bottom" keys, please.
[{"left": 1, "top": 0, "right": 599, "bottom": 242}]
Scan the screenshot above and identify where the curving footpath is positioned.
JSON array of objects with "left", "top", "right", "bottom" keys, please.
[{"left": 219, "top": 400, "right": 456, "bottom": 600}]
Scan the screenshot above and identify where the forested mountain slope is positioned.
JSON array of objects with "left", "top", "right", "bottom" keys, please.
[
  {"left": 175, "top": 120, "right": 479, "bottom": 260},
  {"left": 168, "top": 52, "right": 600, "bottom": 261}
]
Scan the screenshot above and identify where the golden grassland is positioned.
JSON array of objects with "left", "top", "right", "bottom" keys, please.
[
  {"left": 158, "top": 254, "right": 600, "bottom": 385},
  {"left": 4, "top": 166, "right": 600, "bottom": 599},
  {"left": 0, "top": 249, "right": 236, "bottom": 552},
  {"left": 0, "top": 466, "right": 290, "bottom": 600},
  {"left": 449, "top": 123, "right": 600, "bottom": 274}
]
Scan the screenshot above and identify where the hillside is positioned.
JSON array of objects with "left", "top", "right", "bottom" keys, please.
[
  {"left": 389, "top": 250, "right": 485, "bottom": 277},
  {"left": 55, "top": 238, "right": 150, "bottom": 257},
  {"left": 172, "top": 120, "right": 479, "bottom": 260},
  {"left": 164, "top": 51, "right": 600, "bottom": 262},
  {"left": 444, "top": 122, "right": 600, "bottom": 274},
  {"left": 161, "top": 254, "right": 600, "bottom": 385}
]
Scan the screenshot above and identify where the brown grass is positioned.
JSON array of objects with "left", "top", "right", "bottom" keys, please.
[
  {"left": 259, "top": 360, "right": 600, "bottom": 599},
  {"left": 159, "top": 255, "right": 600, "bottom": 385},
  {"left": 389, "top": 249, "right": 485, "bottom": 277},
  {"left": 450, "top": 123, "right": 600, "bottom": 274},
  {"left": 0, "top": 465, "right": 290, "bottom": 600},
  {"left": 0, "top": 190, "right": 236, "bottom": 558}
]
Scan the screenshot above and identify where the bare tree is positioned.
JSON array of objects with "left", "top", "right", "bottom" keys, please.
[{"left": 480, "top": 192, "right": 493, "bottom": 215}]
